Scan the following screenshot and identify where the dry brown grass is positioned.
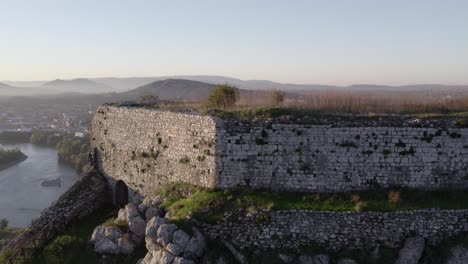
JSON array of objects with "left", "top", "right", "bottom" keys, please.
[
  {"left": 238, "top": 89, "right": 468, "bottom": 114},
  {"left": 155, "top": 87, "right": 468, "bottom": 115}
]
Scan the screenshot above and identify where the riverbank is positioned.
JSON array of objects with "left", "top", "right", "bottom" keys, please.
[
  {"left": 0, "top": 151, "right": 27, "bottom": 172},
  {"left": 0, "top": 143, "right": 80, "bottom": 227}
]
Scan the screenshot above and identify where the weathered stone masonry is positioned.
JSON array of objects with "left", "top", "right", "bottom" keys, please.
[
  {"left": 91, "top": 106, "right": 219, "bottom": 199},
  {"left": 216, "top": 122, "right": 468, "bottom": 191},
  {"left": 92, "top": 105, "right": 468, "bottom": 194},
  {"left": 206, "top": 209, "right": 468, "bottom": 251}
]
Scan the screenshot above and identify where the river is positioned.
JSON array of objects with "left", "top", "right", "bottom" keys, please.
[{"left": 0, "top": 143, "right": 79, "bottom": 227}]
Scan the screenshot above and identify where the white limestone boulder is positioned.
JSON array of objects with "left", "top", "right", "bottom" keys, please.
[
  {"left": 94, "top": 237, "right": 119, "bottom": 254},
  {"left": 298, "top": 255, "right": 313, "bottom": 264},
  {"left": 156, "top": 223, "right": 178, "bottom": 247},
  {"left": 337, "top": 259, "right": 358, "bottom": 264},
  {"left": 312, "top": 254, "right": 329, "bottom": 264},
  {"left": 90, "top": 225, "right": 105, "bottom": 243},
  {"left": 145, "top": 206, "right": 161, "bottom": 221},
  {"left": 118, "top": 236, "right": 137, "bottom": 254},
  {"left": 395, "top": 236, "right": 425, "bottom": 264},
  {"left": 445, "top": 245, "right": 468, "bottom": 264},
  {"left": 173, "top": 257, "right": 196, "bottom": 264},
  {"left": 183, "top": 228, "right": 205, "bottom": 260},
  {"left": 129, "top": 215, "right": 146, "bottom": 238},
  {"left": 117, "top": 203, "right": 140, "bottom": 223}
]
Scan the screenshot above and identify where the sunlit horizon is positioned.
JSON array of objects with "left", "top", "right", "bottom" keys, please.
[{"left": 1, "top": 0, "right": 468, "bottom": 85}]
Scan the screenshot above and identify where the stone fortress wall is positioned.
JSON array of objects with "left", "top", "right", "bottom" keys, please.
[
  {"left": 91, "top": 106, "right": 219, "bottom": 200},
  {"left": 89, "top": 105, "right": 468, "bottom": 251},
  {"left": 92, "top": 105, "right": 468, "bottom": 195}
]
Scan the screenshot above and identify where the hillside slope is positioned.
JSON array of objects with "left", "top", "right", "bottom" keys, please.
[{"left": 120, "top": 79, "right": 217, "bottom": 101}]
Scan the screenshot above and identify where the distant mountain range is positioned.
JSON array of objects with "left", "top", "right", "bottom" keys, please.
[
  {"left": 40, "top": 78, "right": 112, "bottom": 93},
  {"left": 91, "top": 76, "right": 341, "bottom": 92},
  {"left": 2, "top": 75, "right": 468, "bottom": 97},
  {"left": 0, "top": 82, "right": 37, "bottom": 96},
  {"left": 0, "top": 78, "right": 113, "bottom": 96}
]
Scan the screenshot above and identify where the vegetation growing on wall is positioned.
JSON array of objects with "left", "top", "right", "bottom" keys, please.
[{"left": 156, "top": 183, "right": 468, "bottom": 224}]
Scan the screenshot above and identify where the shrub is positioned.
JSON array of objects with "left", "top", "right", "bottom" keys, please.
[
  {"left": 179, "top": 156, "right": 190, "bottom": 164},
  {"left": 207, "top": 84, "right": 240, "bottom": 109},
  {"left": 43, "top": 235, "right": 84, "bottom": 264},
  {"left": 0, "top": 249, "right": 13, "bottom": 263},
  {"left": 269, "top": 89, "right": 286, "bottom": 105},
  {"left": 351, "top": 194, "right": 361, "bottom": 204},
  {"left": 388, "top": 191, "right": 402, "bottom": 206},
  {"left": 0, "top": 147, "right": 24, "bottom": 165},
  {"left": 139, "top": 94, "right": 159, "bottom": 105},
  {"left": 139, "top": 151, "right": 150, "bottom": 158},
  {"left": 0, "top": 218, "right": 8, "bottom": 230}
]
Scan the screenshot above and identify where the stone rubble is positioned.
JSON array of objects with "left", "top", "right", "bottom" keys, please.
[
  {"left": 90, "top": 198, "right": 205, "bottom": 264},
  {"left": 90, "top": 197, "right": 163, "bottom": 255}
]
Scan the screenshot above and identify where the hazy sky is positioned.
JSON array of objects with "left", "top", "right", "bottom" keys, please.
[{"left": 1, "top": 0, "right": 467, "bottom": 85}]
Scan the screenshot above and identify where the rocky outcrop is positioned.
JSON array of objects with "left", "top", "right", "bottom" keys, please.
[
  {"left": 141, "top": 216, "right": 205, "bottom": 264},
  {"left": 90, "top": 225, "right": 136, "bottom": 254},
  {"left": 446, "top": 245, "right": 468, "bottom": 264},
  {"left": 90, "top": 197, "right": 163, "bottom": 255},
  {"left": 395, "top": 236, "right": 425, "bottom": 264},
  {"left": 90, "top": 196, "right": 207, "bottom": 263}
]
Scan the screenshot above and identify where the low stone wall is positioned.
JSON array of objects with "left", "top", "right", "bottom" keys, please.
[
  {"left": 3, "top": 170, "right": 108, "bottom": 252},
  {"left": 206, "top": 209, "right": 468, "bottom": 251}
]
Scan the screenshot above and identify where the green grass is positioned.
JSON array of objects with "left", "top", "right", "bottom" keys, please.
[
  {"left": 204, "top": 107, "right": 468, "bottom": 121},
  {"left": 0, "top": 226, "right": 25, "bottom": 261},
  {"left": 0, "top": 227, "right": 24, "bottom": 241},
  {"left": 33, "top": 205, "right": 146, "bottom": 264},
  {"left": 204, "top": 107, "right": 348, "bottom": 120},
  {"left": 157, "top": 183, "right": 468, "bottom": 224}
]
